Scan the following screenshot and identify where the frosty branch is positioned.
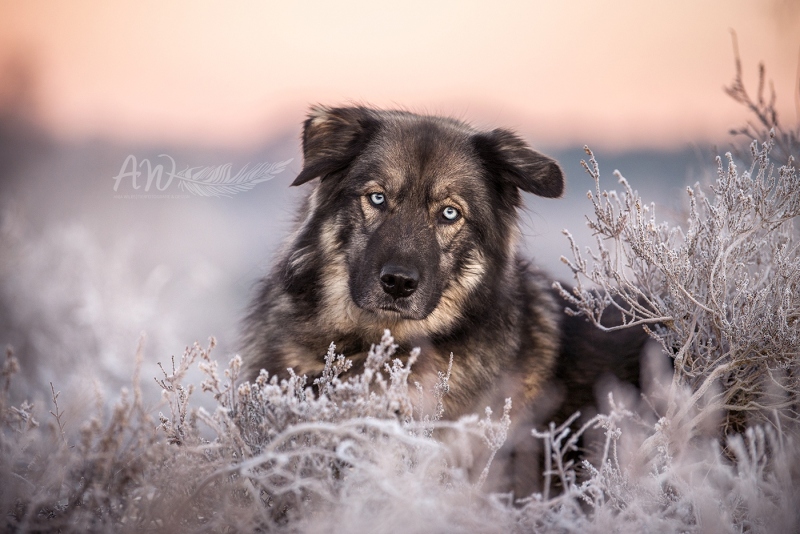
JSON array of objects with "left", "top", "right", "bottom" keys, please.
[{"left": 555, "top": 134, "right": 799, "bottom": 437}]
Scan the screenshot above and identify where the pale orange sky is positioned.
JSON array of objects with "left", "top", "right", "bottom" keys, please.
[{"left": 1, "top": 0, "right": 798, "bottom": 149}]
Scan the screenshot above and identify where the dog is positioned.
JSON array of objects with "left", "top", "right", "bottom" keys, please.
[{"left": 242, "top": 105, "right": 650, "bottom": 496}]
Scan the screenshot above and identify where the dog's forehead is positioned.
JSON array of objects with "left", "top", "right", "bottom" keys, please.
[{"left": 363, "top": 115, "right": 485, "bottom": 196}]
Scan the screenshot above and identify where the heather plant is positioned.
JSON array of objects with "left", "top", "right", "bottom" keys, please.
[
  {"left": 555, "top": 134, "right": 799, "bottom": 437},
  {"left": 538, "top": 47, "right": 800, "bottom": 531},
  {"left": 2, "top": 332, "right": 516, "bottom": 532},
  {"left": 552, "top": 37, "right": 799, "bottom": 441},
  {"left": 725, "top": 32, "right": 800, "bottom": 163}
]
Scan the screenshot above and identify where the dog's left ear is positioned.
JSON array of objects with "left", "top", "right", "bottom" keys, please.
[
  {"left": 472, "top": 128, "right": 564, "bottom": 198},
  {"left": 291, "top": 105, "right": 380, "bottom": 186}
]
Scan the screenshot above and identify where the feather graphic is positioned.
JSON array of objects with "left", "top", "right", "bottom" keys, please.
[{"left": 176, "top": 159, "right": 293, "bottom": 197}]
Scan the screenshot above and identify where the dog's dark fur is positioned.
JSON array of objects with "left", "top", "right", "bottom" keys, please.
[{"left": 242, "top": 105, "right": 649, "bottom": 496}]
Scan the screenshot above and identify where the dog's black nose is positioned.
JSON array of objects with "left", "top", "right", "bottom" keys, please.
[{"left": 380, "top": 264, "right": 419, "bottom": 299}]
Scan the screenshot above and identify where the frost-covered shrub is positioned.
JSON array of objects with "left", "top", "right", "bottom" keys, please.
[
  {"left": 153, "top": 331, "right": 511, "bottom": 528},
  {"left": 725, "top": 32, "right": 800, "bottom": 163},
  {"left": 545, "top": 135, "right": 800, "bottom": 532},
  {"left": 555, "top": 135, "right": 799, "bottom": 437},
  {"left": 1, "top": 333, "right": 516, "bottom": 532},
  {"left": 528, "top": 50, "right": 800, "bottom": 531}
]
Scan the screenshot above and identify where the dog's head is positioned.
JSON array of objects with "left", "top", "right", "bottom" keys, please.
[{"left": 287, "top": 106, "right": 563, "bottom": 337}]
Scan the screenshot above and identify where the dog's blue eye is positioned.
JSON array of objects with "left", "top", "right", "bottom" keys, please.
[
  {"left": 441, "top": 206, "right": 460, "bottom": 221},
  {"left": 369, "top": 193, "right": 385, "bottom": 206}
]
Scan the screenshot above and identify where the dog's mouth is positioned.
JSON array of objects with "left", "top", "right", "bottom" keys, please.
[
  {"left": 378, "top": 303, "right": 419, "bottom": 319},
  {"left": 354, "top": 296, "right": 431, "bottom": 321},
  {"left": 373, "top": 301, "right": 423, "bottom": 320}
]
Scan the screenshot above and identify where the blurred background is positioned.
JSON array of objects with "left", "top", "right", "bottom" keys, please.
[{"left": 1, "top": 1, "right": 799, "bottom": 414}]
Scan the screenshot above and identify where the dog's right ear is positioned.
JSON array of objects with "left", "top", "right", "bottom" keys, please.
[{"left": 291, "top": 106, "right": 380, "bottom": 186}]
